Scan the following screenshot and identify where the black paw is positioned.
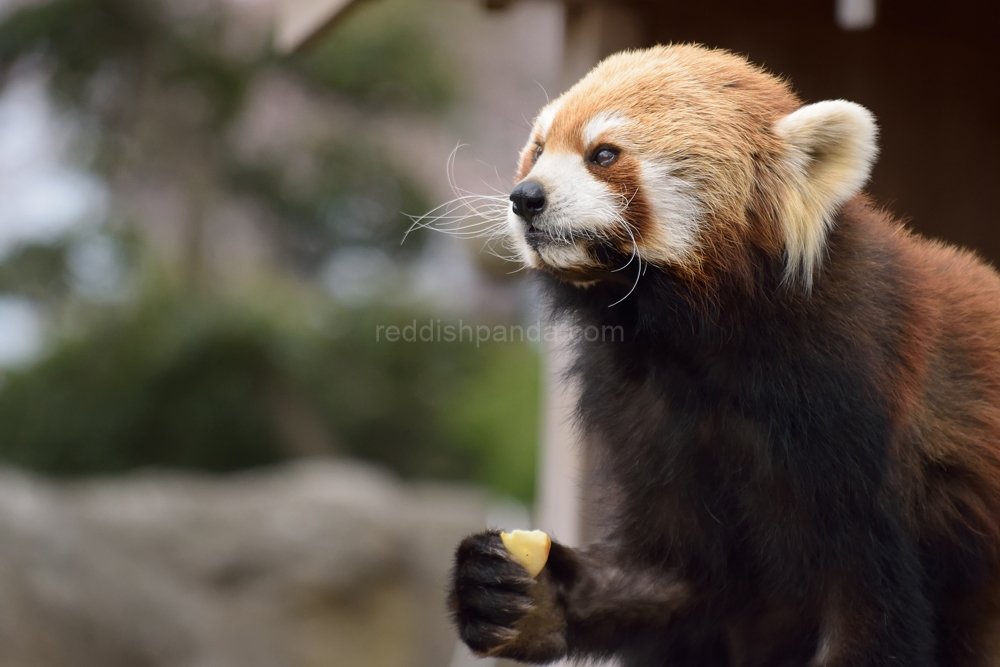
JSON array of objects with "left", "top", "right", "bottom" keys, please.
[{"left": 449, "top": 530, "right": 536, "bottom": 655}]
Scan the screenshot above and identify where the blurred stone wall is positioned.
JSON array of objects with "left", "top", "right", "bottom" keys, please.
[{"left": 0, "top": 460, "right": 487, "bottom": 667}]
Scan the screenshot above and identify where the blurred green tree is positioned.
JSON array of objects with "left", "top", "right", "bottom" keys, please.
[
  {"left": 0, "top": 290, "right": 539, "bottom": 502},
  {"left": 0, "top": 0, "right": 454, "bottom": 282},
  {"left": 0, "top": 0, "right": 539, "bottom": 502}
]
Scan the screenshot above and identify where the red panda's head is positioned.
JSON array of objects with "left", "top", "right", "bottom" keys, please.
[{"left": 508, "top": 45, "right": 878, "bottom": 291}]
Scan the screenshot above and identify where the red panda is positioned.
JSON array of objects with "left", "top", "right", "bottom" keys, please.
[{"left": 448, "top": 45, "right": 1000, "bottom": 666}]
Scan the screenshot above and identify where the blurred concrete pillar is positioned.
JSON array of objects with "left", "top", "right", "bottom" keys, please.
[
  {"left": 534, "top": 328, "right": 583, "bottom": 547},
  {"left": 532, "top": 6, "right": 643, "bottom": 667},
  {"left": 536, "top": 0, "right": 644, "bottom": 547}
]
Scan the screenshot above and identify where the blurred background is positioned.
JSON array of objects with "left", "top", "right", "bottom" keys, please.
[{"left": 0, "top": 0, "right": 996, "bottom": 666}]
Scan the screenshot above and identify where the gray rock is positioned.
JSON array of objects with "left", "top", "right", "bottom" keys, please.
[{"left": 0, "top": 460, "right": 488, "bottom": 667}]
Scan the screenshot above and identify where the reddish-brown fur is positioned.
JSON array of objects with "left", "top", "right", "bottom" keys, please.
[
  {"left": 449, "top": 45, "right": 1000, "bottom": 666},
  {"left": 515, "top": 46, "right": 798, "bottom": 291}
]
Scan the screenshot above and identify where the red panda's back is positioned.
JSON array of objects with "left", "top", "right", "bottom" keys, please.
[{"left": 892, "top": 224, "right": 1000, "bottom": 645}]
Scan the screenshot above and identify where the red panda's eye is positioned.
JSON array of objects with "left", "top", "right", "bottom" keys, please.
[
  {"left": 533, "top": 143, "right": 543, "bottom": 162},
  {"left": 591, "top": 147, "right": 619, "bottom": 167}
]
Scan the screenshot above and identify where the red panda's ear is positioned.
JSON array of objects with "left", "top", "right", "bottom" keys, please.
[{"left": 774, "top": 100, "right": 879, "bottom": 288}]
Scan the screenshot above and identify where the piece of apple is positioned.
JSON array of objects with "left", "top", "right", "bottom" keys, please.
[{"left": 499, "top": 529, "right": 551, "bottom": 578}]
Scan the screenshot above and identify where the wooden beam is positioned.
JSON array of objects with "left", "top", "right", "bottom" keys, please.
[{"left": 273, "top": 0, "right": 368, "bottom": 54}]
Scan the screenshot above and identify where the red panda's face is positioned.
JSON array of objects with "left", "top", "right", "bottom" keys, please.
[
  {"left": 508, "top": 98, "right": 702, "bottom": 284},
  {"left": 507, "top": 46, "right": 878, "bottom": 290}
]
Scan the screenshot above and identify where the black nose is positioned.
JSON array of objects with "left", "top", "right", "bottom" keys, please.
[{"left": 510, "top": 181, "right": 546, "bottom": 222}]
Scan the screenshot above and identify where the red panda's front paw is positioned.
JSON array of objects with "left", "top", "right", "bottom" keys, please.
[{"left": 449, "top": 531, "right": 568, "bottom": 662}]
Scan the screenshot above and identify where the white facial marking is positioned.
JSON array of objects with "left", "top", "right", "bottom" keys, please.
[
  {"left": 521, "top": 151, "right": 623, "bottom": 238},
  {"left": 509, "top": 232, "right": 541, "bottom": 269},
  {"left": 509, "top": 108, "right": 706, "bottom": 274},
  {"left": 582, "top": 111, "right": 629, "bottom": 148},
  {"left": 535, "top": 100, "right": 563, "bottom": 141},
  {"left": 507, "top": 150, "right": 625, "bottom": 271},
  {"left": 539, "top": 243, "right": 592, "bottom": 269},
  {"left": 636, "top": 157, "right": 704, "bottom": 264}
]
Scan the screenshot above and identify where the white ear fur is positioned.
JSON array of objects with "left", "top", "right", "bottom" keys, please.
[{"left": 775, "top": 100, "right": 878, "bottom": 288}]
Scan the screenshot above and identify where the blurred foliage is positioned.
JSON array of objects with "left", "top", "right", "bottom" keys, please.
[
  {"left": 295, "top": 308, "right": 540, "bottom": 501},
  {"left": 0, "top": 0, "right": 537, "bottom": 502},
  {"left": 0, "top": 0, "right": 250, "bottom": 127},
  {"left": 0, "top": 0, "right": 454, "bottom": 278},
  {"left": 0, "top": 293, "right": 284, "bottom": 473},
  {"left": 229, "top": 141, "right": 429, "bottom": 270},
  {"left": 0, "top": 0, "right": 156, "bottom": 93},
  {"left": 0, "top": 287, "right": 539, "bottom": 500},
  {"left": 0, "top": 244, "right": 70, "bottom": 302},
  {"left": 441, "top": 343, "right": 540, "bottom": 503},
  {"left": 292, "top": 0, "right": 455, "bottom": 110}
]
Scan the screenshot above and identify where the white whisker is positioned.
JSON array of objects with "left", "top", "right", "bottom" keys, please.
[
  {"left": 534, "top": 80, "right": 550, "bottom": 104},
  {"left": 402, "top": 145, "right": 518, "bottom": 261},
  {"left": 607, "top": 187, "right": 644, "bottom": 307}
]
